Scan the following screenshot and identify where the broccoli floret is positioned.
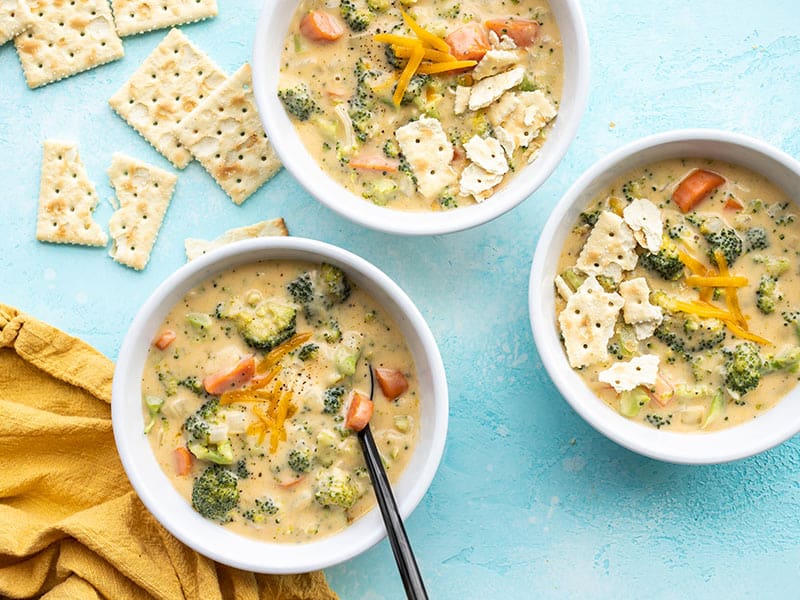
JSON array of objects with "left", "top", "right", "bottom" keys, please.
[
  {"left": 783, "top": 311, "right": 800, "bottom": 340},
  {"left": 314, "top": 467, "right": 361, "bottom": 509},
  {"left": 688, "top": 215, "right": 743, "bottom": 266},
  {"left": 579, "top": 210, "right": 600, "bottom": 227},
  {"left": 654, "top": 315, "right": 726, "bottom": 359},
  {"left": 724, "top": 342, "right": 764, "bottom": 397},
  {"left": 323, "top": 386, "right": 346, "bottom": 414},
  {"left": 439, "top": 193, "right": 458, "bottom": 209},
  {"left": 752, "top": 254, "right": 790, "bottom": 278},
  {"left": 216, "top": 297, "right": 296, "bottom": 350},
  {"left": 383, "top": 139, "right": 401, "bottom": 159},
  {"left": 363, "top": 178, "right": 398, "bottom": 206},
  {"left": 384, "top": 44, "right": 404, "bottom": 69},
  {"left": 667, "top": 222, "right": 685, "bottom": 240},
  {"left": 756, "top": 275, "right": 781, "bottom": 314},
  {"left": 321, "top": 318, "right": 342, "bottom": 343},
  {"left": 189, "top": 440, "right": 234, "bottom": 465},
  {"left": 319, "top": 263, "right": 351, "bottom": 307},
  {"left": 349, "top": 107, "right": 373, "bottom": 143},
  {"left": 184, "top": 397, "right": 220, "bottom": 443},
  {"left": 242, "top": 497, "right": 280, "bottom": 523},
  {"left": 298, "top": 343, "right": 319, "bottom": 361},
  {"left": 191, "top": 464, "right": 239, "bottom": 522},
  {"left": 235, "top": 459, "right": 250, "bottom": 479},
  {"left": 645, "top": 414, "right": 671, "bottom": 429},
  {"left": 744, "top": 227, "right": 769, "bottom": 252},
  {"left": 340, "top": 0, "right": 372, "bottom": 31},
  {"left": 639, "top": 237, "right": 684, "bottom": 280},
  {"left": 437, "top": 3, "right": 460, "bottom": 18},
  {"left": 366, "top": 0, "right": 389, "bottom": 10},
  {"left": 277, "top": 85, "right": 320, "bottom": 121},
  {"left": 288, "top": 447, "right": 313, "bottom": 473},
  {"left": 156, "top": 366, "right": 179, "bottom": 396},
  {"left": 178, "top": 376, "right": 205, "bottom": 395},
  {"left": 287, "top": 273, "right": 315, "bottom": 304},
  {"left": 399, "top": 74, "right": 431, "bottom": 105}
]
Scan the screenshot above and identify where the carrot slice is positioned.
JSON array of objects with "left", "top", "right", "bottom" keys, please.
[
  {"left": 374, "top": 367, "right": 409, "bottom": 399},
  {"left": 445, "top": 22, "right": 491, "bottom": 61},
  {"left": 345, "top": 391, "right": 374, "bottom": 432},
  {"left": 299, "top": 10, "right": 345, "bottom": 43},
  {"left": 153, "top": 329, "right": 177, "bottom": 350},
  {"left": 279, "top": 476, "right": 306, "bottom": 489},
  {"left": 672, "top": 169, "right": 726, "bottom": 212},
  {"left": 349, "top": 152, "right": 400, "bottom": 172},
  {"left": 174, "top": 447, "right": 194, "bottom": 476},
  {"left": 203, "top": 355, "right": 256, "bottom": 395},
  {"left": 724, "top": 196, "right": 744, "bottom": 211},
  {"left": 485, "top": 18, "right": 540, "bottom": 47}
]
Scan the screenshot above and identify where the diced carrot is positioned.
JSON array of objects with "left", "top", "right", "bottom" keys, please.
[
  {"left": 374, "top": 367, "right": 409, "bottom": 399},
  {"left": 174, "top": 447, "right": 193, "bottom": 476},
  {"left": 485, "top": 18, "right": 540, "bottom": 47},
  {"left": 345, "top": 391, "right": 374, "bottom": 432},
  {"left": 445, "top": 22, "right": 491, "bottom": 61},
  {"left": 672, "top": 169, "right": 726, "bottom": 213},
  {"left": 724, "top": 196, "right": 744, "bottom": 211},
  {"left": 279, "top": 476, "right": 306, "bottom": 489},
  {"left": 153, "top": 329, "right": 177, "bottom": 350},
  {"left": 203, "top": 355, "right": 256, "bottom": 395},
  {"left": 349, "top": 152, "right": 400, "bottom": 172},
  {"left": 299, "top": 10, "right": 345, "bottom": 43}
]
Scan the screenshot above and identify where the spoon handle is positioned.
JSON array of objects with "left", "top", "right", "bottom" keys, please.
[{"left": 358, "top": 424, "right": 429, "bottom": 600}]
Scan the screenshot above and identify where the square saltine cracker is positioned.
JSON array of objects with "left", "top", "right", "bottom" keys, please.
[
  {"left": 15, "top": 0, "right": 124, "bottom": 88},
  {"left": 107, "top": 153, "right": 177, "bottom": 270},
  {"left": 109, "top": 28, "right": 226, "bottom": 168},
  {"left": 0, "top": 0, "right": 33, "bottom": 45},
  {"left": 176, "top": 63, "right": 281, "bottom": 205},
  {"left": 111, "top": 0, "right": 217, "bottom": 37},
  {"left": 36, "top": 140, "right": 108, "bottom": 246}
]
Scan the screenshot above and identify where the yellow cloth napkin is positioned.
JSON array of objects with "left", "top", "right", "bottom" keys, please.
[{"left": 0, "top": 305, "right": 338, "bottom": 600}]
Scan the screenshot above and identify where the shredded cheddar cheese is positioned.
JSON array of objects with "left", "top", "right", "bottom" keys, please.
[
  {"left": 257, "top": 331, "right": 313, "bottom": 373},
  {"left": 375, "top": 11, "right": 477, "bottom": 106},
  {"left": 685, "top": 275, "right": 749, "bottom": 288}
]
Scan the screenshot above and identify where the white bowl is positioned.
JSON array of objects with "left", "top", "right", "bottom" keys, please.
[
  {"left": 529, "top": 129, "right": 800, "bottom": 464},
  {"left": 251, "top": 0, "right": 590, "bottom": 236},
  {"left": 112, "top": 237, "right": 449, "bottom": 572}
]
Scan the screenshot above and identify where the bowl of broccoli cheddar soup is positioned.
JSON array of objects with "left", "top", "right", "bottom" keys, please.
[
  {"left": 112, "top": 237, "right": 448, "bottom": 572},
  {"left": 252, "top": 0, "right": 589, "bottom": 235},
  {"left": 530, "top": 130, "right": 800, "bottom": 464}
]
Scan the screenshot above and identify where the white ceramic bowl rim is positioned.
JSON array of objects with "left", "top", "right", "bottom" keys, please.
[
  {"left": 251, "top": 0, "right": 590, "bottom": 236},
  {"left": 112, "top": 237, "right": 449, "bottom": 573},
  {"left": 530, "top": 128, "right": 800, "bottom": 465}
]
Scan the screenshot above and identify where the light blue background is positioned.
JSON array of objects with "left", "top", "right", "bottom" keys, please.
[{"left": 2, "top": 1, "right": 799, "bottom": 598}]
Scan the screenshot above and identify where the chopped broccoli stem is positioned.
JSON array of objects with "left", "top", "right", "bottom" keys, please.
[{"left": 191, "top": 464, "right": 239, "bottom": 522}]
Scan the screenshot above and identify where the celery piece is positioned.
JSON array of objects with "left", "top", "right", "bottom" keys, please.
[{"left": 619, "top": 387, "right": 650, "bottom": 418}]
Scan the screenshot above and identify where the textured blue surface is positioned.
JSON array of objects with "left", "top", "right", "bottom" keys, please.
[{"left": 2, "top": 1, "right": 800, "bottom": 598}]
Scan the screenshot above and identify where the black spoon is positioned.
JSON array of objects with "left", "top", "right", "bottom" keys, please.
[{"left": 356, "top": 366, "right": 429, "bottom": 600}]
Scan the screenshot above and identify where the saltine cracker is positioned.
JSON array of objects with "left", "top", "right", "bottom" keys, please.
[
  {"left": 15, "top": 0, "right": 124, "bottom": 89},
  {"left": 0, "top": 0, "right": 33, "bottom": 46},
  {"left": 111, "top": 0, "right": 217, "bottom": 37},
  {"left": 184, "top": 218, "right": 288, "bottom": 260},
  {"left": 109, "top": 28, "right": 226, "bottom": 168},
  {"left": 107, "top": 153, "right": 177, "bottom": 270},
  {"left": 176, "top": 64, "right": 282, "bottom": 205},
  {"left": 36, "top": 141, "right": 108, "bottom": 246}
]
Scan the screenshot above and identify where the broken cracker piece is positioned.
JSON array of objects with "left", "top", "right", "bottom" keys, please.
[
  {"left": 0, "top": 0, "right": 33, "bottom": 46},
  {"left": 36, "top": 140, "right": 108, "bottom": 246},
  {"left": 184, "top": 218, "right": 288, "bottom": 261},
  {"left": 107, "top": 153, "right": 177, "bottom": 270},
  {"left": 111, "top": 0, "right": 217, "bottom": 37},
  {"left": 109, "top": 28, "right": 227, "bottom": 169},
  {"left": 176, "top": 64, "right": 281, "bottom": 205},
  {"left": 14, "top": 0, "right": 124, "bottom": 89}
]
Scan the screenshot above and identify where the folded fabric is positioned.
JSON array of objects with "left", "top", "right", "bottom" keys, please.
[{"left": 0, "top": 304, "right": 338, "bottom": 600}]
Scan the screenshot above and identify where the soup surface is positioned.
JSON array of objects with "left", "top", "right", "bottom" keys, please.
[
  {"left": 278, "top": 0, "right": 563, "bottom": 211},
  {"left": 556, "top": 159, "right": 800, "bottom": 432},
  {"left": 142, "top": 260, "right": 419, "bottom": 542}
]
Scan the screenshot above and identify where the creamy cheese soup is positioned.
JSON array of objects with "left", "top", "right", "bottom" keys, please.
[
  {"left": 278, "top": 0, "right": 563, "bottom": 211},
  {"left": 142, "top": 261, "right": 419, "bottom": 541},
  {"left": 556, "top": 159, "right": 800, "bottom": 432}
]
